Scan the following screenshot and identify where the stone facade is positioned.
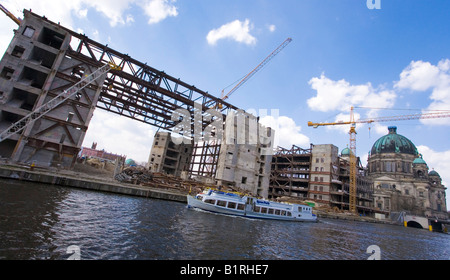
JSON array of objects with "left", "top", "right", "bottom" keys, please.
[{"left": 367, "top": 126, "right": 448, "bottom": 220}]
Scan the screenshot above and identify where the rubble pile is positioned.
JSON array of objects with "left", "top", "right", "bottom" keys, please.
[
  {"left": 114, "top": 166, "right": 153, "bottom": 184},
  {"left": 114, "top": 167, "right": 215, "bottom": 194}
]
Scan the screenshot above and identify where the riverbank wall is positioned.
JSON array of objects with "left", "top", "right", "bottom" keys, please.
[{"left": 0, "top": 164, "right": 187, "bottom": 203}]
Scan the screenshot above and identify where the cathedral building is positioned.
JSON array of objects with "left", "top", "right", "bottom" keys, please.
[{"left": 367, "top": 126, "right": 448, "bottom": 221}]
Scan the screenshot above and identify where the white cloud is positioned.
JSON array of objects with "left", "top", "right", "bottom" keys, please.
[
  {"left": 268, "top": 24, "right": 276, "bottom": 32},
  {"left": 207, "top": 19, "right": 257, "bottom": 46},
  {"left": 76, "top": 8, "right": 88, "bottom": 19},
  {"left": 395, "top": 59, "right": 450, "bottom": 125},
  {"left": 0, "top": 15, "right": 18, "bottom": 56},
  {"left": 306, "top": 74, "right": 397, "bottom": 136},
  {"left": 82, "top": 0, "right": 136, "bottom": 26},
  {"left": 1, "top": 0, "right": 177, "bottom": 29},
  {"left": 307, "top": 73, "right": 396, "bottom": 113},
  {"left": 259, "top": 115, "right": 310, "bottom": 149},
  {"left": 417, "top": 145, "right": 450, "bottom": 207},
  {"left": 83, "top": 110, "right": 155, "bottom": 163},
  {"left": 395, "top": 60, "right": 443, "bottom": 91},
  {"left": 140, "top": 0, "right": 178, "bottom": 24}
]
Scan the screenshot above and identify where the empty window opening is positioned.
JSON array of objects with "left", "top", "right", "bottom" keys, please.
[
  {"left": 38, "top": 27, "right": 65, "bottom": 49},
  {"left": 30, "top": 46, "right": 57, "bottom": 69},
  {"left": 241, "top": 177, "right": 247, "bottom": 184},
  {"left": 19, "top": 67, "right": 48, "bottom": 89},
  {"left": 1, "top": 67, "right": 14, "bottom": 80},
  {"left": 22, "top": 26, "right": 35, "bottom": 38},
  {"left": 1, "top": 111, "right": 22, "bottom": 124},
  {"left": 11, "top": 45, "right": 25, "bottom": 58},
  {"left": 8, "top": 88, "right": 38, "bottom": 111}
]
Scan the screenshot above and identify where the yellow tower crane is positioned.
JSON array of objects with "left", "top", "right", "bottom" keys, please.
[
  {"left": 0, "top": 4, "right": 21, "bottom": 25},
  {"left": 308, "top": 107, "right": 450, "bottom": 214}
]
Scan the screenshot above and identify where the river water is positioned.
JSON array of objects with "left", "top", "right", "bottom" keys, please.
[{"left": 0, "top": 178, "right": 449, "bottom": 261}]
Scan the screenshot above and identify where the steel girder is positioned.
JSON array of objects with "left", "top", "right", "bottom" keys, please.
[{"left": 26, "top": 10, "right": 240, "bottom": 135}]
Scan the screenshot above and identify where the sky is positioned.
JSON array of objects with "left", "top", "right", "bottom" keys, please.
[{"left": 1, "top": 0, "right": 449, "bottom": 207}]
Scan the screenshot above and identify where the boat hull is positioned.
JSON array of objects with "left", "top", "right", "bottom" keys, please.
[{"left": 187, "top": 195, "right": 317, "bottom": 222}]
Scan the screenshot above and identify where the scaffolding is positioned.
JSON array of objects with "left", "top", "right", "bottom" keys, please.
[{"left": 269, "top": 145, "right": 312, "bottom": 199}]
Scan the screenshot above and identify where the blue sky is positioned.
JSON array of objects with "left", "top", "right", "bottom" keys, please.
[{"left": 1, "top": 0, "right": 450, "bottom": 206}]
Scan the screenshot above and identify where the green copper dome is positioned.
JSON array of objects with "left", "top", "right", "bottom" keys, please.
[
  {"left": 341, "top": 147, "right": 352, "bottom": 156},
  {"left": 429, "top": 170, "right": 440, "bottom": 177},
  {"left": 370, "top": 126, "right": 418, "bottom": 156},
  {"left": 413, "top": 157, "right": 427, "bottom": 165}
]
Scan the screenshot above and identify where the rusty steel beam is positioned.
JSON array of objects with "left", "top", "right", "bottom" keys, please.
[{"left": 27, "top": 10, "right": 239, "bottom": 136}]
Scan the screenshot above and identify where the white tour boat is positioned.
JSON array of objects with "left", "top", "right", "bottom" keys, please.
[{"left": 187, "top": 189, "right": 317, "bottom": 222}]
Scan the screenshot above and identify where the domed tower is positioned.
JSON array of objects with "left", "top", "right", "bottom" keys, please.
[
  {"left": 412, "top": 154, "right": 429, "bottom": 180},
  {"left": 367, "top": 126, "right": 419, "bottom": 179},
  {"left": 427, "top": 169, "right": 448, "bottom": 219},
  {"left": 340, "top": 147, "right": 352, "bottom": 158}
]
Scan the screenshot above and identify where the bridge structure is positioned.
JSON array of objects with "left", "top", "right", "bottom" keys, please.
[{"left": 0, "top": 10, "right": 240, "bottom": 169}]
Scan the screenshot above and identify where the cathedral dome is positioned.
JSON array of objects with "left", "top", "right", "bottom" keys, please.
[
  {"left": 370, "top": 126, "right": 418, "bottom": 156},
  {"left": 413, "top": 157, "right": 427, "bottom": 165},
  {"left": 429, "top": 170, "right": 440, "bottom": 177},
  {"left": 341, "top": 147, "right": 352, "bottom": 156}
]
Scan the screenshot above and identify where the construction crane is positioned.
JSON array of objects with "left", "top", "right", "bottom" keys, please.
[
  {"left": 214, "top": 37, "right": 292, "bottom": 109},
  {"left": 0, "top": 62, "right": 120, "bottom": 142},
  {"left": 308, "top": 107, "right": 450, "bottom": 214},
  {"left": 0, "top": 4, "right": 21, "bottom": 25}
]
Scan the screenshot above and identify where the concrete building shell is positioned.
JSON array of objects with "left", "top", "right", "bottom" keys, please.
[
  {"left": 215, "top": 110, "right": 274, "bottom": 198},
  {"left": 0, "top": 11, "right": 106, "bottom": 168},
  {"left": 269, "top": 144, "right": 374, "bottom": 214},
  {"left": 147, "top": 132, "right": 193, "bottom": 177}
]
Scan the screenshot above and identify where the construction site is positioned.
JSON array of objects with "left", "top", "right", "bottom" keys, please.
[{"left": 0, "top": 6, "right": 448, "bottom": 231}]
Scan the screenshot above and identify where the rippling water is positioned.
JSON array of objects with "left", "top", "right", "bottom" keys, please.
[{"left": 0, "top": 179, "right": 449, "bottom": 260}]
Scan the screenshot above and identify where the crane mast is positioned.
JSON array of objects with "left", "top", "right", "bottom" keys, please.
[
  {"left": 0, "top": 4, "right": 21, "bottom": 25},
  {"left": 308, "top": 107, "right": 450, "bottom": 214}
]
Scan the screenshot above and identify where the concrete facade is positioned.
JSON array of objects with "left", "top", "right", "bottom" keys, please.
[
  {"left": 308, "top": 144, "right": 339, "bottom": 203},
  {"left": 0, "top": 11, "right": 106, "bottom": 168},
  {"left": 147, "top": 132, "right": 193, "bottom": 177},
  {"left": 215, "top": 110, "right": 274, "bottom": 198},
  {"left": 269, "top": 144, "right": 374, "bottom": 213}
]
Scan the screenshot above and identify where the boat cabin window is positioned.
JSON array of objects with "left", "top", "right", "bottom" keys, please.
[
  {"left": 260, "top": 207, "right": 268, "bottom": 214},
  {"left": 274, "top": 210, "right": 281, "bottom": 215},
  {"left": 217, "top": 200, "right": 227, "bottom": 207},
  {"left": 298, "top": 206, "right": 310, "bottom": 212},
  {"left": 237, "top": 204, "right": 245, "bottom": 210},
  {"left": 205, "top": 199, "right": 216, "bottom": 205},
  {"left": 287, "top": 212, "right": 292, "bottom": 217},
  {"left": 227, "top": 202, "right": 237, "bottom": 209},
  {"left": 268, "top": 208, "right": 274, "bottom": 215},
  {"left": 254, "top": 206, "right": 260, "bottom": 212}
]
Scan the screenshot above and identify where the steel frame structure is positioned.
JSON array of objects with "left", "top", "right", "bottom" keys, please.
[
  {"left": 16, "top": 11, "right": 239, "bottom": 171},
  {"left": 28, "top": 11, "right": 239, "bottom": 134}
]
